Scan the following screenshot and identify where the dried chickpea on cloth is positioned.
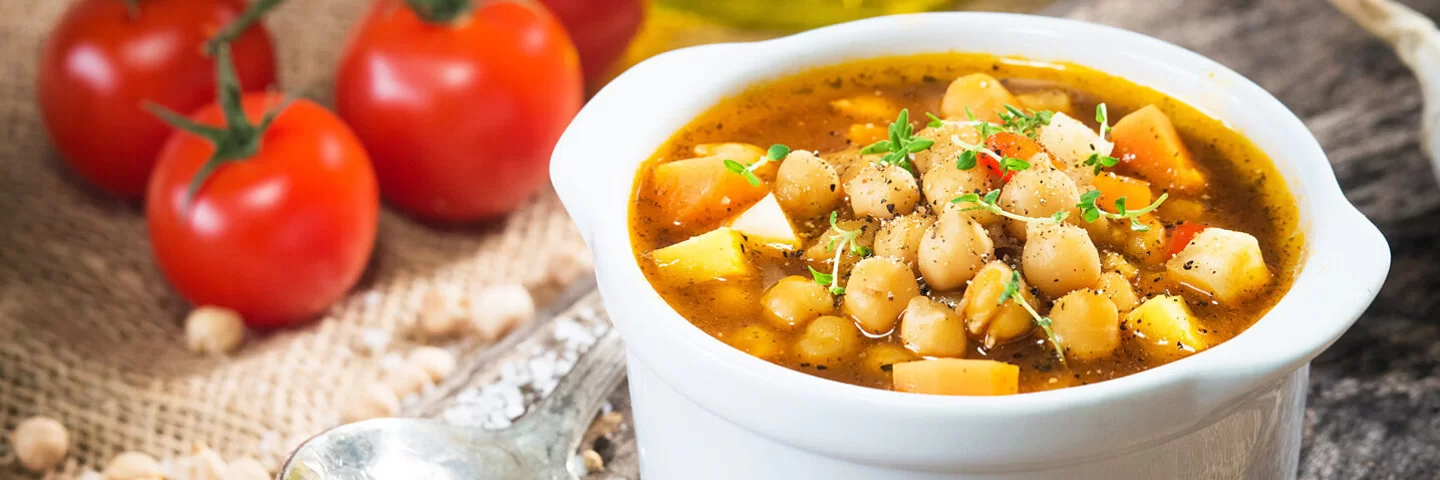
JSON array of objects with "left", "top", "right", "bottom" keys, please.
[{"left": 0, "top": 0, "right": 599, "bottom": 478}]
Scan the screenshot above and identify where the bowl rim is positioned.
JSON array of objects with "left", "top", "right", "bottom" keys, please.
[{"left": 552, "top": 11, "right": 1391, "bottom": 470}]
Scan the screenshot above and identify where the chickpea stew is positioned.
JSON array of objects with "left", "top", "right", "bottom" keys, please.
[{"left": 629, "top": 53, "right": 1303, "bottom": 395}]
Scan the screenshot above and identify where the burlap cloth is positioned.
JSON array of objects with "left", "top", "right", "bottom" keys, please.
[{"left": 0, "top": 0, "right": 586, "bottom": 475}]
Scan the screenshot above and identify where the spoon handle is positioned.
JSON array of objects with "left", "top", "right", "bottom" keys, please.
[{"left": 513, "top": 326, "right": 627, "bottom": 463}]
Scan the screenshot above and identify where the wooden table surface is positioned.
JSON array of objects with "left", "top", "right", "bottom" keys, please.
[{"left": 578, "top": 1, "right": 1440, "bottom": 478}]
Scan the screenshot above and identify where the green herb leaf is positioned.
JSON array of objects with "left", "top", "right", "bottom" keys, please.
[
  {"left": 1035, "top": 110, "right": 1054, "bottom": 125},
  {"left": 956, "top": 150, "right": 978, "bottom": 170},
  {"left": 996, "top": 104, "right": 1055, "bottom": 138},
  {"left": 722, "top": 159, "right": 761, "bottom": 186},
  {"left": 951, "top": 192, "right": 981, "bottom": 204},
  {"left": 998, "top": 271, "right": 1020, "bottom": 305},
  {"left": 926, "top": 112, "right": 945, "bottom": 128},
  {"left": 831, "top": 286, "right": 847, "bottom": 295},
  {"left": 853, "top": 245, "right": 873, "bottom": 257},
  {"left": 905, "top": 138, "right": 936, "bottom": 153},
  {"left": 1073, "top": 190, "right": 1168, "bottom": 229},
  {"left": 722, "top": 159, "right": 746, "bottom": 174},
  {"left": 1096, "top": 103, "right": 1112, "bottom": 138},
  {"left": 766, "top": 144, "right": 791, "bottom": 162},
  {"left": 999, "top": 157, "right": 1031, "bottom": 172},
  {"left": 978, "top": 121, "right": 1003, "bottom": 139},
  {"left": 808, "top": 266, "right": 834, "bottom": 285},
  {"left": 1083, "top": 152, "right": 1120, "bottom": 174},
  {"left": 1050, "top": 210, "right": 1069, "bottom": 223},
  {"left": 983, "top": 189, "right": 1002, "bottom": 205},
  {"left": 860, "top": 140, "right": 892, "bottom": 155}
]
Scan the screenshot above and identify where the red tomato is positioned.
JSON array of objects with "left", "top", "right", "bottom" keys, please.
[
  {"left": 984, "top": 131, "right": 1059, "bottom": 182},
  {"left": 147, "top": 94, "right": 379, "bottom": 328},
  {"left": 37, "top": 0, "right": 275, "bottom": 198},
  {"left": 1168, "top": 222, "right": 1207, "bottom": 257},
  {"left": 538, "top": 0, "right": 644, "bottom": 84},
  {"left": 335, "top": 0, "right": 583, "bottom": 222}
]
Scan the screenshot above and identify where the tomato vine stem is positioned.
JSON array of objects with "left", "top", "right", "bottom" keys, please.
[
  {"left": 146, "top": 44, "right": 293, "bottom": 210},
  {"left": 204, "top": 0, "right": 286, "bottom": 56},
  {"left": 404, "top": 0, "right": 475, "bottom": 24}
]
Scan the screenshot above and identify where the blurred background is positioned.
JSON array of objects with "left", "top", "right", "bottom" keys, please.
[{"left": 2, "top": 0, "right": 1438, "bottom": 479}]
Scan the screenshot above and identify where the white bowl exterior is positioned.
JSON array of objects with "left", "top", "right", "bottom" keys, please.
[{"left": 552, "top": 12, "right": 1390, "bottom": 475}]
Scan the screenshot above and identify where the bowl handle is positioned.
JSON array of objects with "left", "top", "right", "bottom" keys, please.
[{"left": 1193, "top": 203, "right": 1389, "bottom": 416}]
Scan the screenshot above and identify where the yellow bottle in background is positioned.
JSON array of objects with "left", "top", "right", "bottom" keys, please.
[
  {"left": 657, "top": 0, "right": 956, "bottom": 32},
  {"left": 602, "top": 0, "right": 1055, "bottom": 87}
]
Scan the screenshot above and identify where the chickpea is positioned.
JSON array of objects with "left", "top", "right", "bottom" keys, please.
[
  {"left": 1049, "top": 290, "right": 1121, "bottom": 361},
  {"left": 846, "top": 163, "right": 920, "bottom": 219},
  {"left": 1078, "top": 215, "right": 1127, "bottom": 248},
  {"left": 1096, "top": 272, "right": 1139, "bottom": 312},
  {"left": 918, "top": 208, "right": 994, "bottom": 291},
  {"left": 860, "top": 343, "right": 920, "bottom": 377},
  {"left": 997, "top": 168, "right": 1081, "bottom": 240},
  {"left": 911, "top": 123, "right": 981, "bottom": 174},
  {"left": 185, "top": 305, "right": 246, "bottom": 355},
  {"left": 872, "top": 213, "right": 934, "bottom": 269},
  {"left": 341, "top": 383, "right": 401, "bottom": 423},
  {"left": 726, "top": 325, "right": 785, "bottom": 359},
  {"left": 1022, "top": 221, "right": 1102, "bottom": 298},
  {"left": 103, "top": 452, "right": 163, "bottom": 480},
  {"left": 408, "top": 346, "right": 458, "bottom": 382},
  {"left": 961, "top": 261, "right": 1040, "bottom": 348},
  {"left": 174, "top": 445, "right": 226, "bottom": 480},
  {"left": 10, "top": 416, "right": 68, "bottom": 472},
  {"left": 795, "top": 316, "right": 862, "bottom": 366},
  {"left": 761, "top": 276, "right": 836, "bottom": 330},
  {"left": 384, "top": 362, "right": 433, "bottom": 397},
  {"left": 1121, "top": 216, "right": 1169, "bottom": 265},
  {"left": 921, "top": 163, "right": 999, "bottom": 225},
  {"left": 803, "top": 218, "right": 875, "bottom": 274},
  {"left": 899, "top": 296, "right": 969, "bottom": 357},
  {"left": 821, "top": 148, "right": 881, "bottom": 185},
  {"left": 842, "top": 257, "right": 921, "bottom": 334},
  {"left": 940, "top": 73, "right": 1017, "bottom": 122},
  {"left": 469, "top": 283, "right": 536, "bottom": 342},
  {"left": 224, "top": 458, "right": 272, "bottom": 480},
  {"left": 775, "top": 150, "right": 846, "bottom": 221},
  {"left": 1102, "top": 251, "right": 1139, "bottom": 280}
]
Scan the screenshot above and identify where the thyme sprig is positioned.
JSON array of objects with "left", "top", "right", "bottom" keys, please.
[
  {"left": 808, "top": 211, "right": 872, "bottom": 295},
  {"left": 859, "top": 109, "right": 934, "bottom": 174},
  {"left": 951, "top": 190, "right": 1069, "bottom": 224},
  {"left": 1075, "top": 190, "right": 1169, "bottom": 231},
  {"left": 723, "top": 144, "right": 790, "bottom": 186},
  {"left": 999, "top": 271, "right": 1066, "bottom": 364}
]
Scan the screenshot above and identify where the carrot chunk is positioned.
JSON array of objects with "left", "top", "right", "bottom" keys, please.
[
  {"left": 650, "top": 156, "right": 769, "bottom": 227},
  {"left": 892, "top": 358, "right": 1020, "bottom": 396},
  {"left": 1110, "top": 105, "right": 1206, "bottom": 193},
  {"left": 1093, "top": 172, "right": 1153, "bottom": 213}
]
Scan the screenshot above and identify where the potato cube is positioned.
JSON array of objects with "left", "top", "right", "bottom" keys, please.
[
  {"left": 1126, "top": 295, "right": 1207, "bottom": 359},
  {"left": 1166, "top": 228, "right": 1270, "bottom": 303},
  {"left": 725, "top": 325, "right": 784, "bottom": 359},
  {"left": 830, "top": 95, "right": 899, "bottom": 121},
  {"left": 892, "top": 358, "right": 1019, "bottom": 396},
  {"left": 1036, "top": 111, "right": 1113, "bottom": 187},
  {"left": 729, "top": 194, "right": 801, "bottom": 251},
  {"left": 651, "top": 227, "right": 752, "bottom": 284}
]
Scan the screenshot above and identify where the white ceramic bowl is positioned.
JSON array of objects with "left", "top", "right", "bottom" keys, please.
[{"left": 551, "top": 13, "right": 1390, "bottom": 480}]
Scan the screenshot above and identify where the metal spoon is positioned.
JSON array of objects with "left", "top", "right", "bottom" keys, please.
[{"left": 278, "top": 285, "right": 625, "bottom": 480}]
